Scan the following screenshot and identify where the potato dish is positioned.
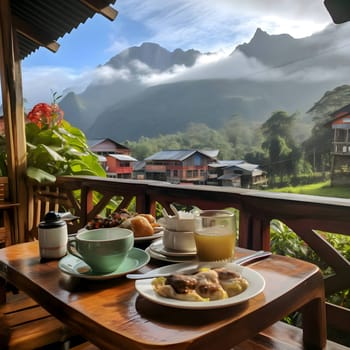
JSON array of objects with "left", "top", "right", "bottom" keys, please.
[{"left": 152, "top": 267, "right": 249, "bottom": 302}]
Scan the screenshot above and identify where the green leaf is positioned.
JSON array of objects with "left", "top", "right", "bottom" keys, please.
[
  {"left": 26, "top": 109, "right": 106, "bottom": 182},
  {"left": 69, "top": 158, "right": 106, "bottom": 177},
  {"left": 26, "top": 167, "right": 56, "bottom": 183}
]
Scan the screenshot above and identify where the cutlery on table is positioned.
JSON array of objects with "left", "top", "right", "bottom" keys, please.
[{"left": 126, "top": 250, "right": 271, "bottom": 279}]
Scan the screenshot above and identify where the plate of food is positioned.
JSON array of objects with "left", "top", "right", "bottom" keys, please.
[
  {"left": 135, "top": 262, "right": 265, "bottom": 309},
  {"left": 84, "top": 209, "right": 164, "bottom": 242}
]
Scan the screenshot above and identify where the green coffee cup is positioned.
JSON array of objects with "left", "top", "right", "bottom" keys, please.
[{"left": 67, "top": 228, "right": 134, "bottom": 273}]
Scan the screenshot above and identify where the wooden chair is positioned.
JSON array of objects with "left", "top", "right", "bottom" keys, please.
[
  {"left": 0, "top": 177, "right": 19, "bottom": 247},
  {"left": 235, "top": 322, "right": 349, "bottom": 350},
  {"left": 27, "top": 182, "right": 79, "bottom": 241},
  {"left": 0, "top": 177, "right": 75, "bottom": 349},
  {"left": 0, "top": 288, "right": 75, "bottom": 350}
]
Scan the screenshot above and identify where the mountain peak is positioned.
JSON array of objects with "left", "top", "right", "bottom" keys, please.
[
  {"left": 253, "top": 27, "right": 269, "bottom": 39},
  {"left": 233, "top": 28, "right": 298, "bottom": 66},
  {"left": 105, "top": 42, "right": 202, "bottom": 72}
]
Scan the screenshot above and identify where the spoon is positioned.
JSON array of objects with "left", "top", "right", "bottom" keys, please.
[
  {"left": 162, "top": 208, "right": 171, "bottom": 219},
  {"left": 126, "top": 250, "right": 271, "bottom": 279},
  {"left": 170, "top": 204, "right": 179, "bottom": 217}
]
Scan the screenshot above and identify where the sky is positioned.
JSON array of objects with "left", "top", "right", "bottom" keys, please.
[{"left": 21, "top": 0, "right": 334, "bottom": 107}]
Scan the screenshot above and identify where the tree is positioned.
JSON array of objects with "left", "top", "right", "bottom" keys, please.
[
  {"left": 304, "top": 85, "right": 350, "bottom": 172},
  {"left": 221, "top": 115, "right": 257, "bottom": 159},
  {"left": 261, "top": 111, "right": 299, "bottom": 184}
]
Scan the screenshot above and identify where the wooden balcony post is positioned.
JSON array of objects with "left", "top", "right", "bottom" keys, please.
[
  {"left": 0, "top": 0, "right": 27, "bottom": 242},
  {"left": 239, "top": 210, "right": 271, "bottom": 250}
]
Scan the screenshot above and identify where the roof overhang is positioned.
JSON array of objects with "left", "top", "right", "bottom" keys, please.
[{"left": 9, "top": 0, "right": 118, "bottom": 60}]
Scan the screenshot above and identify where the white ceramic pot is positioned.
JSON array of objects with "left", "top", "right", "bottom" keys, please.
[
  {"left": 162, "top": 229, "right": 196, "bottom": 252},
  {"left": 38, "top": 211, "right": 68, "bottom": 259}
]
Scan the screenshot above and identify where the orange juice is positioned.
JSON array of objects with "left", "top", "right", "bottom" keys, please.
[
  {"left": 194, "top": 231, "right": 236, "bottom": 261},
  {"left": 194, "top": 210, "right": 236, "bottom": 261}
]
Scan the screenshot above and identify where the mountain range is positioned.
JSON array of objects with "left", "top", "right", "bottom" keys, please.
[{"left": 59, "top": 23, "right": 350, "bottom": 142}]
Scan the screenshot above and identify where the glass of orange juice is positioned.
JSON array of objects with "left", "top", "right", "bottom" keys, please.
[{"left": 194, "top": 210, "right": 236, "bottom": 261}]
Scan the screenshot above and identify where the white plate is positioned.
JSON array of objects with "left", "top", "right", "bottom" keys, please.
[
  {"left": 134, "top": 230, "right": 164, "bottom": 242},
  {"left": 78, "top": 227, "right": 164, "bottom": 242},
  {"left": 149, "top": 238, "right": 196, "bottom": 257},
  {"left": 145, "top": 246, "right": 196, "bottom": 263},
  {"left": 135, "top": 262, "right": 265, "bottom": 309},
  {"left": 58, "top": 248, "right": 150, "bottom": 280}
]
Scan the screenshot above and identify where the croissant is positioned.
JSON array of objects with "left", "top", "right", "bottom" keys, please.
[{"left": 130, "top": 215, "right": 154, "bottom": 237}]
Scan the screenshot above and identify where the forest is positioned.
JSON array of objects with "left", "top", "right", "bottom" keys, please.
[{"left": 125, "top": 85, "right": 350, "bottom": 187}]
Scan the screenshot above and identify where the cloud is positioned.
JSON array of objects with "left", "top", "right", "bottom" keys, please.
[
  {"left": 20, "top": 0, "right": 336, "bottom": 106},
  {"left": 116, "top": 0, "right": 331, "bottom": 54},
  {"left": 90, "top": 65, "right": 132, "bottom": 84},
  {"left": 22, "top": 66, "right": 94, "bottom": 107},
  {"left": 139, "top": 51, "right": 278, "bottom": 86}
]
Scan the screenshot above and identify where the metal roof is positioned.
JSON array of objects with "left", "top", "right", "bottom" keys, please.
[
  {"left": 145, "top": 149, "right": 218, "bottom": 161},
  {"left": 208, "top": 160, "right": 245, "bottom": 168},
  {"left": 9, "top": 0, "right": 117, "bottom": 60},
  {"left": 97, "top": 155, "right": 107, "bottom": 162},
  {"left": 108, "top": 154, "right": 138, "bottom": 162},
  {"left": 87, "top": 138, "right": 128, "bottom": 149},
  {"left": 133, "top": 160, "right": 146, "bottom": 171},
  {"left": 230, "top": 163, "right": 259, "bottom": 172}
]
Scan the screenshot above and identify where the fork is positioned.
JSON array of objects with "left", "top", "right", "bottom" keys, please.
[{"left": 126, "top": 250, "right": 271, "bottom": 279}]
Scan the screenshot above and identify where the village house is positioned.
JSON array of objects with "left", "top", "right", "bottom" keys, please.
[
  {"left": 144, "top": 149, "right": 219, "bottom": 184},
  {"left": 88, "top": 138, "right": 137, "bottom": 178},
  {"left": 326, "top": 103, "right": 350, "bottom": 186},
  {"left": 207, "top": 160, "right": 268, "bottom": 188}
]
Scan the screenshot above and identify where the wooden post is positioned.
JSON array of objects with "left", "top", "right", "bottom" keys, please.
[{"left": 0, "top": 0, "right": 27, "bottom": 242}]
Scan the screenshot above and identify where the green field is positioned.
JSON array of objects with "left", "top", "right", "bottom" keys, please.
[{"left": 269, "top": 181, "right": 350, "bottom": 199}]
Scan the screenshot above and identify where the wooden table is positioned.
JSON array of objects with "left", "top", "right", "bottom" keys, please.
[{"left": 0, "top": 241, "right": 326, "bottom": 350}]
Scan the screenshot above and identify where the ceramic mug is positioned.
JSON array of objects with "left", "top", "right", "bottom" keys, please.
[
  {"left": 162, "top": 229, "right": 196, "bottom": 252},
  {"left": 67, "top": 228, "right": 134, "bottom": 273}
]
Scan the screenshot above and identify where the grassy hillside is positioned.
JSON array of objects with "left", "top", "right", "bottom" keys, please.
[{"left": 269, "top": 181, "right": 350, "bottom": 199}]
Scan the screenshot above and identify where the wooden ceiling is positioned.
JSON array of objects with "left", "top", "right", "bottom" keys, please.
[{"left": 9, "top": 0, "right": 117, "bottom": 60}]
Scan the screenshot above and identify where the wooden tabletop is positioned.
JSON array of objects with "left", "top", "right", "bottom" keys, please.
[{"left": 0, "top": 241, "right": 326, "bottom": 350}]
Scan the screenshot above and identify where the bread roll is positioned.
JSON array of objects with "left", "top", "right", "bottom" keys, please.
[
  {"left": 130, "top": 215, "right": 154, "bottom": 237},
  {"left": 139, "top": 213, "right": 156, "bottom": 224}
]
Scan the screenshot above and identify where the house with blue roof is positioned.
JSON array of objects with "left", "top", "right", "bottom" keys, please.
[{"left": 144, "top": 149, "right": 219, "bottom": 184}]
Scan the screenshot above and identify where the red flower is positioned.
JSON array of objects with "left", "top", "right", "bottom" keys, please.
[{"left": 27, "top": 102, "right": 64, "bottom": 129}]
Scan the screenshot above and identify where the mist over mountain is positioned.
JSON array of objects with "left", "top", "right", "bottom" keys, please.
[
  {"left": 60, "top": 43, "right": 203, "bottom": 131},
  {"left": 105, "top": 42, "right": 204, "bottom": 72},
  {"left": 60, "top": 23, "right": 350, "bottom": 141}
]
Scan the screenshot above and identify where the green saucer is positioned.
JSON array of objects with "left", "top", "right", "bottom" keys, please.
[{"left": 58, "top": 248, "right": 150, "bottom": 280}]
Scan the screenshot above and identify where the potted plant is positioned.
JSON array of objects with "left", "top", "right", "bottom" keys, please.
[{"left": 25, "top": 93, "right": 106, "bottom": 183}]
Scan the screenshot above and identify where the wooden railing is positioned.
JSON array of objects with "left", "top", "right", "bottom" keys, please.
[{"left": 26, "top": 175, "right": 350, "bottom": 345}]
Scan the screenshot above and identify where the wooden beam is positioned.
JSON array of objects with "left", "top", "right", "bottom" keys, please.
[
  {"left": 13, "top": 15, "right": 59, "bottom": 53},
  {"left": 0, "top": 0, "right": 28, "bottom": 242},
  {"left": 80, "top": 0, "right": 118, "bottom": 21}
]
